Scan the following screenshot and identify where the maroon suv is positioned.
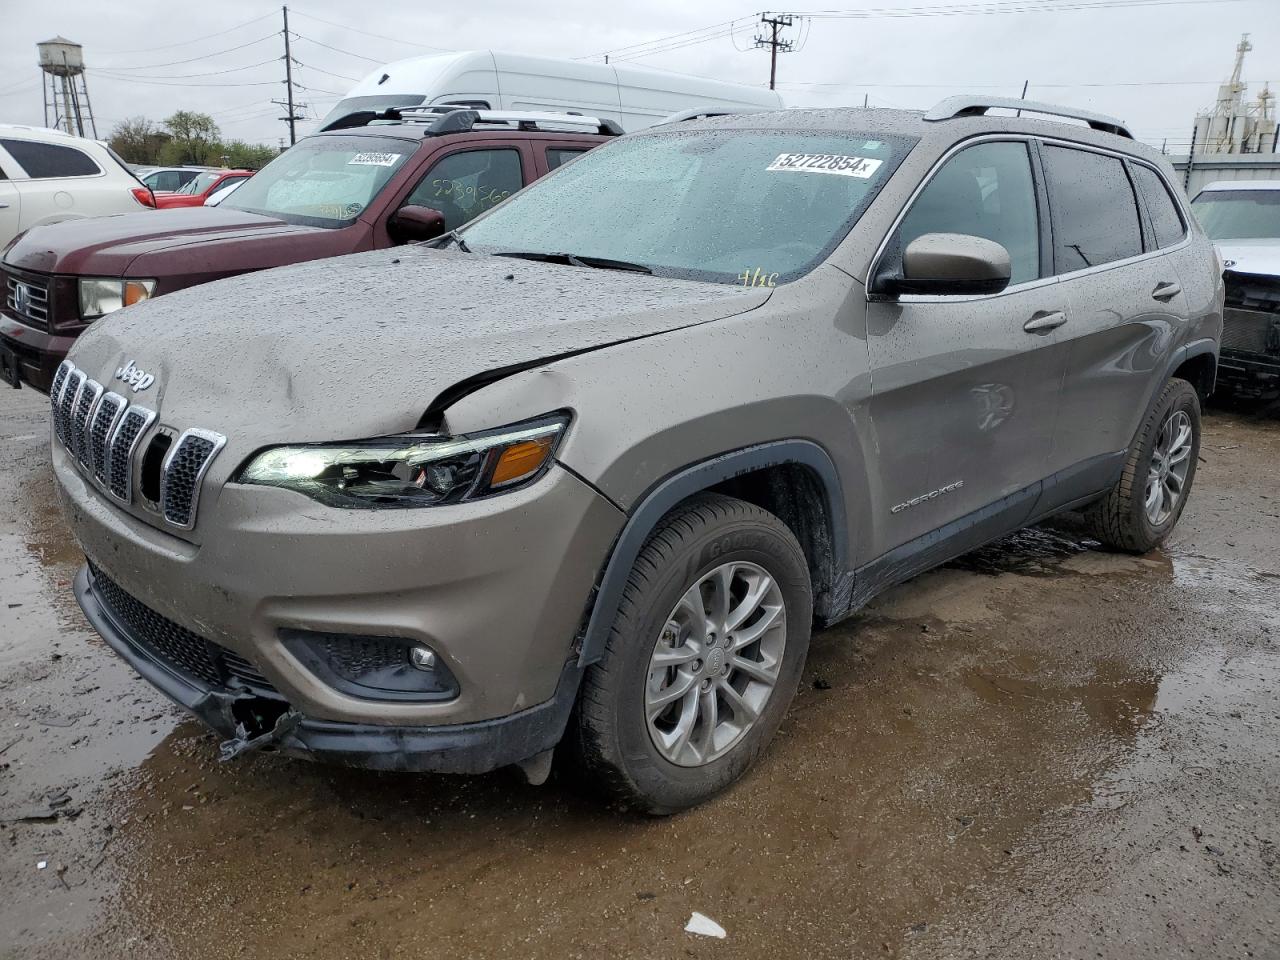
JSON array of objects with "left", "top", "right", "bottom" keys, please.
[{"left": 0, "top": 108, "right": 616, "bottom": 393}]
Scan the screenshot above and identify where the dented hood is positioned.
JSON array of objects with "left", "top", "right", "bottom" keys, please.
[{"left": 67, "top": 245, "right": 770, "bottom": 447}]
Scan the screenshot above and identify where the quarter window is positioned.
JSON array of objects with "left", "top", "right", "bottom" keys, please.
[
  {"left": 1042, "top": 145, "right": 1143, "bottom": 272},
  {"left": 1131, "top": 164, "right": 1185, "bottom": 249},
  {"left": 895, "top": 141, "right": 1041, "bottom": 286},
  {"left": 0, "top": 138, "right": 100, "bottom": 178},
  {"left": 404, "top": 149, "right": 523, "bottom": 231},
  {"left": 547, "top": 148, "right": 587, "bottom": 171}
]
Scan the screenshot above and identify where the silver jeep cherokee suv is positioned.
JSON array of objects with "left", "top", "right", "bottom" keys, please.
[{"left": 51, "top": 97, "right": 1222, "bottom": 813}]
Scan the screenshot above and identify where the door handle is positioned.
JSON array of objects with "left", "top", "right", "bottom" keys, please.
[
  {"left": 1023, "top": 310, "right": 1067, "bottom": 334},
  {"left": 0, "top": 202, "right": 9, "bottom": 209},
  {"left": 1151, "top": 281, "right": 1181, "bottom": 301}
]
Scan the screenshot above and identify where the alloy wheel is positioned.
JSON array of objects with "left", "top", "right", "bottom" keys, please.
[
  {"left": 1145, "top": 409, "right": 1193, "bottom": 526},
  {"left": 644, "top": 561, "right": 787, "bottom": 767}
]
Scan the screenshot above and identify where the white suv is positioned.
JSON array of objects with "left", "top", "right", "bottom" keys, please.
[{"left": 0, "top": 125, "right": 154, "bottom": 250}]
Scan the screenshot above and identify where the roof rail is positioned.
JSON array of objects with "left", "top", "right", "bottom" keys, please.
[
  {"left": 657, "top": 106, "right": 773, "bottom": 126},
  {"left": 394, "top": 106, "right": 624, "bottom": 136},
  {"left": 924, "top": 95, "right": 1133, "bottom": 140}
]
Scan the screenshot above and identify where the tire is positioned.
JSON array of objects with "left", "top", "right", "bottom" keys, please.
[
  {"left": 571, "top": 493, "right": 812, "bottom": 815},
  {"left": 1084, "top": 377, "right": 1201, "bottom": 554}
]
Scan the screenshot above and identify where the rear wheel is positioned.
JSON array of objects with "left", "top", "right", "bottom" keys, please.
[
  {"left": 1084, "top": 377, "right": 1201, "bottom": 553},
  {"left": 572, "top": 493, "right": 812, "bottom": 815}
]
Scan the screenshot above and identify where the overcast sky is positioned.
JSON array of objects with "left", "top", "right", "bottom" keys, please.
[{"left": 0, "top": 0, "right": 1276, "bottom": 154}]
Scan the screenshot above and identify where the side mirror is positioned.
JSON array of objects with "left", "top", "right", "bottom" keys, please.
[
  {"left": 388, "top": 205, "right": 447, "bottom": 244},
  {"left": 874, "top": 233, "right": 1012, "bottom": 298}
]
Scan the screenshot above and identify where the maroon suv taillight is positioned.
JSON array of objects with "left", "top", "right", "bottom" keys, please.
[{"left": 131, "top": 187, "right": 156, "bottom": 208}]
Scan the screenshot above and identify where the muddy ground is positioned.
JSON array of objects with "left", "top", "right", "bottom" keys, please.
[{"left": 1, "top": 386, "right": 1277, "bottom": 960}]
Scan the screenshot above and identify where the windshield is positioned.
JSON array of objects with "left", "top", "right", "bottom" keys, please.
[
  {"left": 1191, "top": 189, "right": 1280, "bottom": 240},
  {"left": 223, "top": 135, "right": 413, "bottom": 228},
  {"left": 460, "top": 130, "right": 912, "bottom": 284},
  {"left": 178, "top": 171, "right": 222, "bottom": 196}
]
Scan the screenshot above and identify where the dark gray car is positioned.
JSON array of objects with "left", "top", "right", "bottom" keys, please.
[{"left": 49, "top": 97, "right": 1223, "bottom": 813}]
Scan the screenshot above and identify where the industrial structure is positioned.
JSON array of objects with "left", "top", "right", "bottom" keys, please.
[
  {"left": 37, "top": 36, "right": 97, "bottom": 139},
  {"left": 1191, "top": 33, "right": 1276, "bottom": 156}
]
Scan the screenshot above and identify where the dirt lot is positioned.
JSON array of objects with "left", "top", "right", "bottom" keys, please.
[{"left": 1, "top": 386, "right": 1278, "bottom": 960}]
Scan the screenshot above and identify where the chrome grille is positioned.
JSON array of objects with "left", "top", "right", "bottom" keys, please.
[
  {"left": 5, "top": 274, "right": 51, "bottom": 328},
  {"left": 56, "top": 369, "right": 85, "bottom": 448},
  {"left": 160, "top": 430, "right": 225, "bottom": 529},
  {"left": 53, "top": 362, "right": 224, "bottom": 529},
  {"left": 89, "top": 393, "right": 126, "bottom": 483},
  {"left": 70, "top": 380, "right": 102, "bottom": 468},
  {"left": 107, "top": 407, "right": 155, "bottom": 503}
]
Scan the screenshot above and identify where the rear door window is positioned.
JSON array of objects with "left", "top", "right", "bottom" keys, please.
[
  {"left": 1130, "top": 164, "right": 1186, "bottom": 249},
  {"left": 403, "top": 148, "right": 523, "bottom": 231},
  {"left": 0, "top": 138, "right": 101, "bottom": 178},
  {"left": 1042, "top": 145, "right": 1143, "bottom": 272},
  {"left": 895, "top": 140, "right": 1042, "bottom": 286}
]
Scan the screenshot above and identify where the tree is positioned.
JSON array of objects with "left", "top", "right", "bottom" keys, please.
[
  {"left": 161, "top": 111, "right": 221, "bottom": 165},
  {"left": 108, "top": 116, "right": 170, "bottom": 164},
  {"left": 218, "top": 139, "right": 278, "bottom": 170}
]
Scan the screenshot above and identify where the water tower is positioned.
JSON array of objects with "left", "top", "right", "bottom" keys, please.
[{"left": 38, "top": 37, "right": 97, "bottom": 138}]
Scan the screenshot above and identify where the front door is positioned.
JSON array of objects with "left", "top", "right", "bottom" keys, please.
[{"left": 864, "top": 139, "right": 1068, "bottom": 557}]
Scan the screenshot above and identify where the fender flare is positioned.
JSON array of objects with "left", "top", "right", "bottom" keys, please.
[
  {"left": 576, "top": 439, "right": 847, "bottom": 666},
  {"left": 1167, "top": 337, "right": 1218, "bottom": 391}
]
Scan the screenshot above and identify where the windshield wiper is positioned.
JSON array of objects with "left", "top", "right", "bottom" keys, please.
[
  {"left": 433, "top": 230, "right": 471, "bottom": 253},
  {"left": 493, "top": 250, "right": 652, "bottom": 274}
]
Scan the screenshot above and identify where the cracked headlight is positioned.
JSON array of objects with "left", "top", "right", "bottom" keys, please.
[
  {"left": 78, "top": 278, "right": 157, "bottom": 320},
  {"left": 237, "top": 414, "right": 569, "bottom": 508}
]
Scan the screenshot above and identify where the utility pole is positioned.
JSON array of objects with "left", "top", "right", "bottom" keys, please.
[
  {"left": 1184, "top": 122, "right": 1198, "bottom": 191},
  {"left": 755, "top": 13, "right": 795, "bottom": 91},
  {"left": 281, "top": 5, "right": 298, "bottom": 146}
]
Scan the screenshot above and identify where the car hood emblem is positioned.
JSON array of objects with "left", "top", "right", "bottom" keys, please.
[{"left": 115, "top": 359, "right": 156, "bottom": 393}]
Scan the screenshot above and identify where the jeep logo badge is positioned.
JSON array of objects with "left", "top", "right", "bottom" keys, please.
[{"left": 115, "top": 359, "right": 156, "bottom": 393}]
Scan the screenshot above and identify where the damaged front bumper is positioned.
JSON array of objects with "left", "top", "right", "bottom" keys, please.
[{"left": 74, "top": 565, "right": 582, "bottom": 774}]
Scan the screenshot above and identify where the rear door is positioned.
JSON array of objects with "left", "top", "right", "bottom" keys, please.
[
  {"left": 1039, "top": 143, "right": 1191, "bottom": 497},
  {"left": 864, "top": 138, "right": 1069, "bottom": 554}
]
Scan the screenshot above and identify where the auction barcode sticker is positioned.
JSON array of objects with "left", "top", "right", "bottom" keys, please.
[
  {"left": 348, "top": 152, "right": 401, "bottom": 166},
  {"left": 766, "top": 153, "right": 883, "bottom": 178}
]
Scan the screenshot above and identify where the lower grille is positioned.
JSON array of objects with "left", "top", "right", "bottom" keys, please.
[{"left": 88, "top": 563, "right": 282, "bottom": 698}]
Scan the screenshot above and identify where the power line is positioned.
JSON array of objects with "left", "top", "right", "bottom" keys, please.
[
  {"left": 291, "top": 33, "right": 384, "bottom": 64},
  {"left": 96, "top": 33, "right": 279, "bottom": 70},
  {"left": 288, "top": 9, "right": 453, "bottom": 52},
  {"left": 95, "top": 57, "right": 281, "bottom": 81},
  {"left": 96, "top": 11, "right": 278, "bottom": 56},
  {"left": 791, "top": 0, "right": 1249, "bottom": 16},
  {"left": 93, "top": 74, "right": 282, "bottom": 88},
  {"left": 293, "top": 60, "right": 358, "bottom": 83},
  {"left": 587, "top": 0, "right": 1250, "bottom": 62}
]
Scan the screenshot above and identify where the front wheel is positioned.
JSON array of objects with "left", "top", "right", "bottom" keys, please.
[
  {"left": 571, "top": 493, "right": 812, "bottom": 815},
  {"left": 1084, "top": 377, "right": 1201, "bottom": 553}
]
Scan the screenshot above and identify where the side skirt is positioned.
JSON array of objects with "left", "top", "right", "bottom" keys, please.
[{"left": 834, "top": 451, "right": 1126, "bottom": 621}]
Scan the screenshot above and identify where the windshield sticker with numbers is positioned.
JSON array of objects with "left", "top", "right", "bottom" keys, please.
[
  {"left": 347, "top": 152, "right": 401, "bottom": 167},
  {"left": 766, "top": 153, "right": 883, "bottom": 178}
]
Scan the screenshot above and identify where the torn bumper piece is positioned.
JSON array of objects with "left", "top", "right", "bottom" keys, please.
[{"left": 73, "top": 565, "right": 582, "bottom": 774}]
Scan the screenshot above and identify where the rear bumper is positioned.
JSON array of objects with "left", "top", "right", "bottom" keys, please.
[{"left": 75, "top": 564, "right": 583, "bottom": 773}]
